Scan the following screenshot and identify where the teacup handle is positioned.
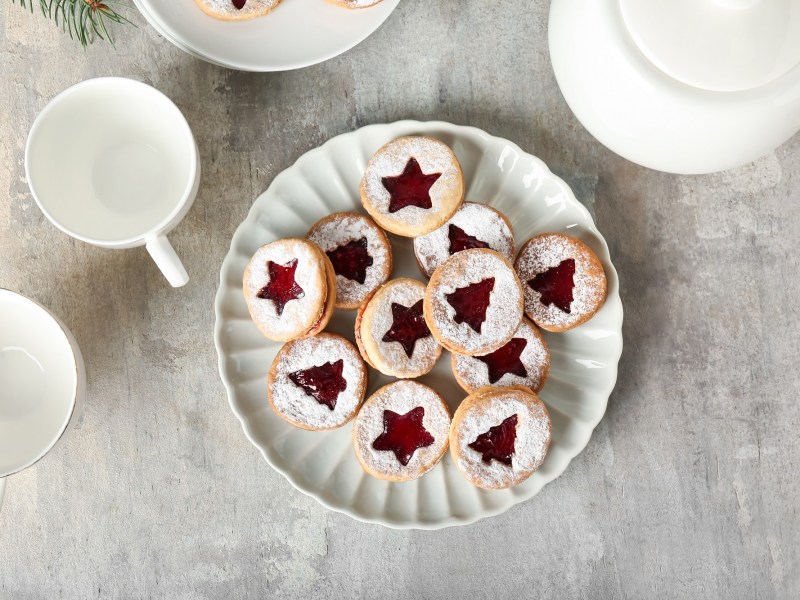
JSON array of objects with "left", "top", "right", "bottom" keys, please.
[
  {"left": 146, "top": 235, "right": 189, "bottom": 288},
  {"left": 0, "top": 478, "right": 6, "bottom": 512}
]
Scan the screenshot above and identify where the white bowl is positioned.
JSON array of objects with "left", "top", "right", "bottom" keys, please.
[
  {"left": 0, "top": 290, "right": 85, "bottom": 478},
  {"left": 134, "top": 0, "right": 401, "bottom": 72},
  {"left": 214, "top": 121, "right": 624, "bottom": 529}
]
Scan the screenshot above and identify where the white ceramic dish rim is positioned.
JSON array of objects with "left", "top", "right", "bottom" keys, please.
[
  {"left": 213, "top": 120, "right": 624, "bottom": 529},
  {"left": 132, "top": 0, "right": 401, "bottom": 72},
  {"left": 0, "top": 288, "right": 85, "bottom": 478}
]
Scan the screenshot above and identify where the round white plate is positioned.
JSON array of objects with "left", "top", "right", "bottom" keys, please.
[
  {"left": 134, "top": 0, "right": 401, "bottom": 72},
  {"left": 214, "top": 121, "right": 624, "bottom": 529}
]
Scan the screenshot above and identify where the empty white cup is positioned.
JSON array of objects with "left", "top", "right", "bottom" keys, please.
[
  {"left": 0, "top": 289, "right": 85, "bottom": 511},
  {"left": 25, "top": 77, "right": 200, "bottom": 287}
]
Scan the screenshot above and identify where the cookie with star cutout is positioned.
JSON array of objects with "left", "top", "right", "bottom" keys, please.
[
  {"left": 195, "top": 0, "right": 281, "bottom": 21},
  {"left": 243, "top": 238, "right": 336, "bottom": 342},
  {"left": 514, "top": 233, "right": 607, "bottom": 332},
  {"left": 356, "top": 278, "right": 442, "bottom": 378},
  {"left": 360, "top": 136, "right": 465, "bottom": 237},
  {"left": 450, "top": 385, "right": 552, "bottom": 490},
  {"left": 267, "top": 333, "right": 368, "bottom": 431},
  {"left": 327, "top": 0, "right": 384, "bottom": 7},
  {"left": 307, "top": 212, "right": 393, "bottom": 310},
  {"left": 353, "top": 380, "right": 451, "bottom": 482},
  {"left": 413, "top": 202, "right": 515, "bottom": 278},
  {"left": 451, "top": 317, "right": 550, "bottom": 394},
  {"left": 424, "top": 248, "right": 524, "bottom": 356}
]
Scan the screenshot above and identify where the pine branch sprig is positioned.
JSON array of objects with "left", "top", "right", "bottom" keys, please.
[{"left": 13, "top": 0, "right": 134, "bottom": 46}]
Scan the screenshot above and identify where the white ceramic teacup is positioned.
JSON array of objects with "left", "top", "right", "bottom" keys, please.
[
  {"left": 0, "top": 289, "right": 85, "bottom": 511},
  {"left": 25, "top": 77, "right": 200, "bottom": 287}
]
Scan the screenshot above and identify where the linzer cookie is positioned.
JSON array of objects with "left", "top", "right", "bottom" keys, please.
[
  {"left": 307, "top": 212, "right": 392, "bottom": 310},
  {"left": 423, "top": 248, "right": 523, "bottom": 356},
  {"left": 413, "top": 202, "right": 515, "bottom": 278},
  {"left": 243, "top": 238, "right": 336, "bottom": 342},
  {"left": 360, "top": 136, "right": 464, "bottom": 237},
  {"left": 356, "top": 278, "right": 441, "bottom": 378},
  {"left": 352, "top": 380, "right": 451, "bottom": 482},
  {"left": 451, "top": 317, "right": 550, "bottom": 394},
  {"left": 450, "top": 386, "right": 552, "bottom": 489},
  {"left": 515, "top": 233, "right": 607, "bottom": 332},
  {"left": 267, "top": 333, "right": 368, "bottom": 430},
  {"left": 195, "top": 0, "right": 280, "bottom": 20}
]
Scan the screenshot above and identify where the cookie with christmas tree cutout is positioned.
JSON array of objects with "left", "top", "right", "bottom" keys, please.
[
  {"left": 450, "top": 385, "right": 551, "bottom": 490},
  {"left": 515, "top": 233, "right": 607, "bottom": 332}
]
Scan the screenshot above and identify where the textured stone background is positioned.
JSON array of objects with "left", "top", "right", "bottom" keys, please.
[{"left": 1, "top": 1, "right": 799, "bottom": 598}]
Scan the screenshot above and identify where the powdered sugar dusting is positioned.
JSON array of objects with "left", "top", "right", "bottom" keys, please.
[
  {"left": 269, "top": 334, "right": 366, "bottom": 430},
  {"left": 307, "top": 213, "right": 391, "bottom": 307},
  {"left": 414, "top": 202, "right": 515, "bottom": 277},
  {"left": 454, "top": 389, "right": 551, "bottom": 489},
  {"left": 332, "top": 0, "right": 383, "bottom": 7},
  {"left": 197, "top": 0, "right": 279, "bottom": 17},
  {"left": 428, "top": 249, "right": 523, "bottom": 354},
  {"left": 515, "top": 234, "right": 607, "bottom": 330},
  {"left": 353, "top": 381, "right": 451, "bottom": 480},
  {"left": 362, "top": 279, "right": 441, "bottom": 377},
  {"left": 452, "top": 318, "right": 549, "bottom": 392},
  {"left": 362, "top": 137, "right": 462, "bottom": 228},
  {"left": 244, "top": 240, "right": 326, "bottom": 338}
]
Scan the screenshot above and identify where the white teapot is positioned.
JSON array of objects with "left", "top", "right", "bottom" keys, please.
[{"left": 549, "top": 0, "right": 800, "bottom": 174}]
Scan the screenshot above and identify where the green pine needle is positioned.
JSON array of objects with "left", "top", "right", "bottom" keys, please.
[{"left": 13, "top": 0, "right": 134, "bottom": 46}]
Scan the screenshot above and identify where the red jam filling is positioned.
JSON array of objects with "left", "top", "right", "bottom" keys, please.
[
  {"left": 381, "top": 157, "right": 442, "bottom": 214},
  {"left": 372, "top": 406, "right": 434, "bottom": 466},
  {"left": 448, "top": 224, "right": 489, "bottom": 255},
  {"left": 232, "top": 0, "right": 246, "bottom": 8},
  {"left": 326, "top": 237, "right": 373, "bottom": 284},
  {"left": 288, "top": 359, "right": 347, "bottom": 411},
  {"left": 528, "top": 258, "right": 576, "bottom": 313},
  {"left": 477, "top": 338, "right": 528, "bottom": 384},
  {"left": 446, "top": 278, "right": 495, "bottom": 333},
  {"left": 257, "top": 258, "right": 305, "bottom": 316},
  {"left": 468, "top": 414, "right": 518, "bottom": 465},
  {"left": 381, "top": 299, "right": 431, "bottom": 358}
]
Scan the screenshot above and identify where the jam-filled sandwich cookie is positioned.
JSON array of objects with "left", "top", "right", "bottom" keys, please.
[
  {"left": 195, "top": 0, "right": 280, "bottom": 21},
  {"left": 353, "top": 381, "right": 451, "bottom": 482},
  {"left": 356, "top": 278, "right": 442, "bottom": 378},
  {"left": 515, "top": 233, "right": 607, "bottom": 332},
  {"left": 360, "top": 136, "right": 465, "bottom": 237},
  {"left": 451, "top": 317, "right": 550, "bottom": 394},
  {"left": 450, "top": 385, "right": 551, "bottom": 489},
  {"left": 243, "top": 238, "right": 336, "bottom": 342},
  {"left": 414, "top": 202, "right": 515, "bottom": 278},
  {"left": 424, "top": 248, "right": 524, "bottom": 356},
  {"left": 307, "top": 213, "right": 392, "bottom": 310},
  {"left": 267, "top": 333, "right": 368, "bottom": 431}
]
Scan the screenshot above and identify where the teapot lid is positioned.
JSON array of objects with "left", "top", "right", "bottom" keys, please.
[{"left": 619, "top": 0, "right": 800, "bottom": 92}]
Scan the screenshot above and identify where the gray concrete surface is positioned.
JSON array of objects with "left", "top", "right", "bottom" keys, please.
[{"left": 1, "top": 1, "right": 799, "bottom": 598}]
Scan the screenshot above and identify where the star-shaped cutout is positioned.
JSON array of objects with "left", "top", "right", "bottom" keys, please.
[
  {"left": 448, "top": 224, "right": 489, "bottom": 255},
  {"left": 232, "top": 0, "right": 246, "bottom": 8},
  {"left": 445, "top": 278, "right": 495, "bottom": 333},
  {"left": 256, "top": 258, "right": 305, "bottom": 316},
  {"left": 372, "top": 406, "right": 435, "bottom": 466},
  {"left": 288, "top": 359, "right": 347, "bottom": 411},
  {"left": 326, "top": 237, "right": 373, "bottom": 284},
  {"left": 468, "top": 414, "right": 518, "bottom": 465},
  {"left": 528, "top": 258, "right": 576, "bottom": 313},
  {"left": 477, "top": 338, "right": 528, "bottom": 384},
  {"left": 381, "top": 299, "right": 431, "bottom": 358},
  {"left": 381, "top": 157, "right": 442, "bottom": 214}
]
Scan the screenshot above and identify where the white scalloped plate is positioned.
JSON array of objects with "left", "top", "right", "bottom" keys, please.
[
  {"left": 133, "top": 0, "right": 400, "bottom": 72},
  {"left": 214, "top": 121, "right": 623, "bottom": 529}
]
